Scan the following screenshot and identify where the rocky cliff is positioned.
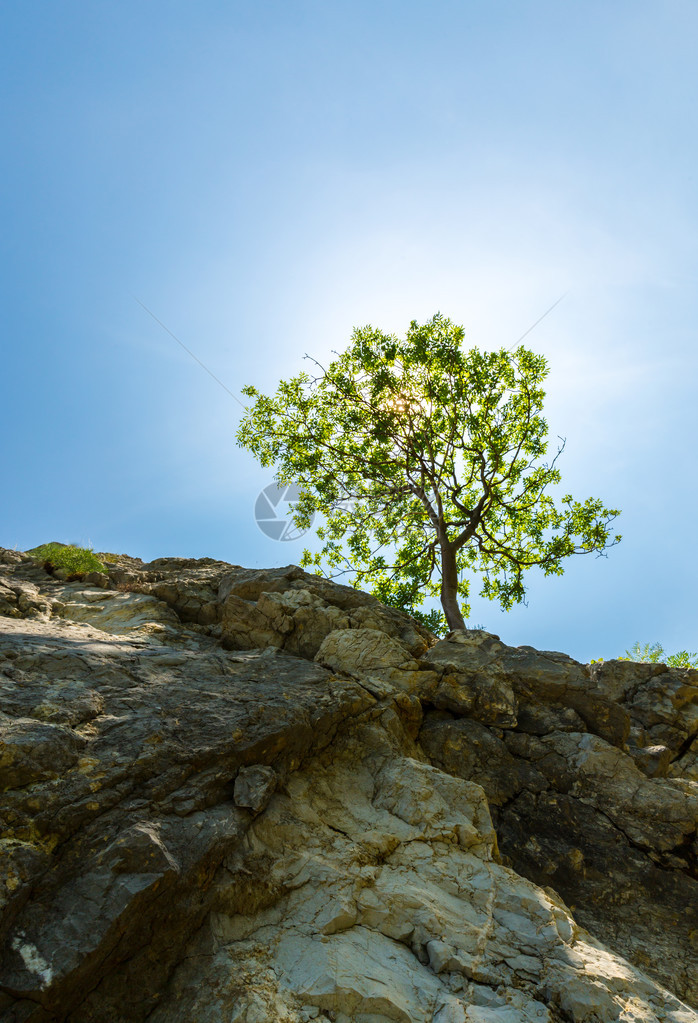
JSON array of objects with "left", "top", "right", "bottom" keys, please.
[{"left": 0, "top": 547, "right": 696, "bottom": 1023}]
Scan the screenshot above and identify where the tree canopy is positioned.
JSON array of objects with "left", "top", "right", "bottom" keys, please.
[{"left": 237, "top": 313, "right": 621, "bottom": 632}]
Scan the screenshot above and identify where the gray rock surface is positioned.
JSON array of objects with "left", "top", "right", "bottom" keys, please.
[
  {"left": 234, "top": 764, "right": 278, "bottom": 813},
  {"left": 421, "top": 633, "right": 698, "bottom": 1006},
  {"left": 0, "top": 547, "right": 696, "bottom": 1022}
]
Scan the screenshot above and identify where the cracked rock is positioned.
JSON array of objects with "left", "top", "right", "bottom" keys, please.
[{"left": 0, "top": 548, "right": 696, "bottom": 1022}]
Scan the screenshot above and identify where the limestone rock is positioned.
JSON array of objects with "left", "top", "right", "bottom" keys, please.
[
  {"left": 315, "top": 627, "right": 436, "bottom": 696},
  {"left": 234, "top": 764, "right": 277, "bottom": 813},
  {"left": 0, "top": 608, "right": 373, "bottom": 1020},
  {"left": 0, "top": 547, "right": 696, "bottom": 1022},
  {"left": 101, "top": 556, "right": 433, "bottom": 657},
  {"left": 51, "top": 585, "right": 182, "bottom": 638},
  {"left": 431, "top": 669, "right": 518, "bottom": 726},
  {"left": 0, "top": 717, "right": 87, "bottom": 787},
  {"left": 0, "top": 556, "right": 52, "bottom": 619},
  {"left": 420, "top": 713, "right": 548, "bottom": 808},
  {"left": 147, "top": 721, "right": 694, "bottom": 1023}
]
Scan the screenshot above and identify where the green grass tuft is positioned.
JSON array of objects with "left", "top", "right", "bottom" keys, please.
[{"left": 28, "top": 543, "right": 107, "bottom": 577}]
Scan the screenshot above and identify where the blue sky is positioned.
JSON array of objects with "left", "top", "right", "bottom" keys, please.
[{"left": 2, "top": 1, "right": 697, "bottom": 662}]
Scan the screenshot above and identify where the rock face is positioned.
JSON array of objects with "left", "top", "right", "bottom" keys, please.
[{"left": 0, "top": 547, "right": 696, "bottom": 1023}]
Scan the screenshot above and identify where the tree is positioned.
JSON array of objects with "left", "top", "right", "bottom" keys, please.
[{"left": 237, "top": 314, "right": 621, "bottom": 632}]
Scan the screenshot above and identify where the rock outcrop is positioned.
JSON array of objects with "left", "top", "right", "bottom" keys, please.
[{"left": 0, "top": 547, "right": 696, "bottom": 1023}]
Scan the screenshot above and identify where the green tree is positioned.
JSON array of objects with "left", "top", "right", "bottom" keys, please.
[{"left": 237, "top": 314, "right": 621, "bottom": 631}]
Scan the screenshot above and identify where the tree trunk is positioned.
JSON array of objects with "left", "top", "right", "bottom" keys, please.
[{"left": 439, "top": 540, "right": 466, "bottom": 631}]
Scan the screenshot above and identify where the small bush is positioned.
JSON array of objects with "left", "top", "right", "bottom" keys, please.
[
  {"left": 591, "top": 641, "right": 698, "bottom": 669},
  {"left": 28, "top": 543, "right": 107, "bottom": 578},
  {"left": 623, "top": 641, "right": 698, "bottom": 669}
]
